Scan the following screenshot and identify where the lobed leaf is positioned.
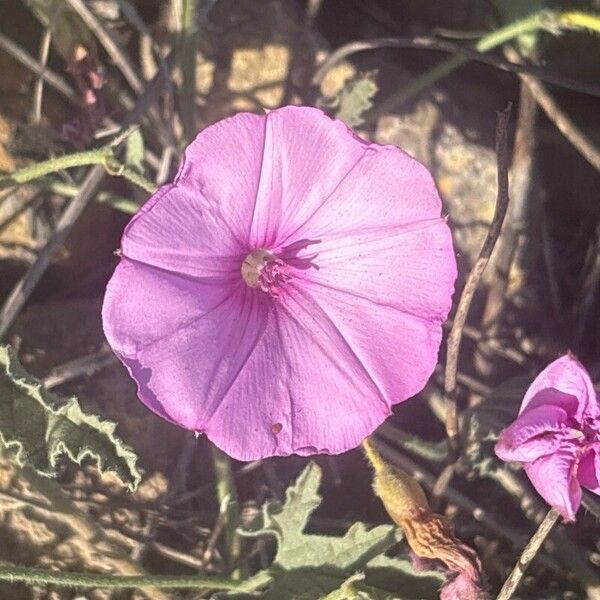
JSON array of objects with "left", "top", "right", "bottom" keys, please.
[
  {"left": 238, "top": 463, "right": 443, "bottom": 599},
  {"left": 0, "top": 345, "right": 140, "bottom": 490},
  {"left": 322, "top": 72, "right": 379, "bottom": 127}
]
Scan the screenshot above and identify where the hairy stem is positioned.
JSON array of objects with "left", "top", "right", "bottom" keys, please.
[
  {"left": 559, "top": 11, "right": 600, "bottom": 33},
  {"left": 0, "top": 150, "right": 108, "bottom": 189},
  {"left": 0, "top": 565, "right": 271, "bottom": 590},
  {"left": 0, "top": 149, "right": 157, "bottom": 195}
]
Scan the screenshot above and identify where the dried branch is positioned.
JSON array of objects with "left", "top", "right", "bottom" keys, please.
[
  {"left": 0, "top": 31, "right": 79, "bottom": 104},
  {"left": 64, "top": 0, "right": 144, "bottom": 94},
  {"left": 444, "top": 105, "right": 512, "bottom": 457},
  {"left": 496, "top": 508, "right": 560, "bottom": 600},
  {"left": 505, "top": 46, "right": 600, "bottom": 172},
  {"left": 312, "top": 36, "right": 600, "bottom": 98}
]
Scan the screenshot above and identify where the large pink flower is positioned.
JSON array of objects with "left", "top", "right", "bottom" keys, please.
[
  {"left": 102, "top": 106, "right": 456, "bottom": 461},
  {"left": 495, "top": 354, "right": 600, "bottom": 521}
]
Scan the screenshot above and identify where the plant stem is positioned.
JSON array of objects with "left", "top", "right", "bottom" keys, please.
[
  {"left": 443, "top": 105, "right": 511, "bottom": 459},
  {"left": 0, "top": 565, "right": 271, "bottom": 590},
  {"left": 0, "top": 150, "right": 108, "bottom": 189},
  {"left": 559, "top": 11, "right": 600, "bottom": 33},
  {"left": 377, "top": 10, "right": 600, "bottom": 113},
  {"left": 0, "top": 150, "right": 157, "bottom": 195},
  {"left": 210, "top": 443, "right": 242, "bottom": 574},
  {"left": 49, "top": 181, "right": 141, "bottom": 214},
  {"left": 177, "top": 0, "right": 198, "bottom": 140},
  {"left": 496, "top": 507, "right": 560, "bottom": 600}
]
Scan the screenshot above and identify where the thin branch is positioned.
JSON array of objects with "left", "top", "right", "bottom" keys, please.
[
  {"left": 496, "top": 508, "right": 560, "bottom": 600},
  {"left": 505, "top": 46, "right": 600, "bottom": 172},
  {"left": 64, "top": 0, "right": 145, "bottom": 94},
  {"left": 176, "top": 0, "right": 199, "bottom": 140},
  {"left": 31, "top": 0, "right": 60, "bottom": 123},
  {"left": 0, "top": 31, "right": 79, "bottom": 104},
  {"left": 312, "top": 35, "right": 600, "bottom": 99},
  {"left": 0, "top": 166, "right": 105, "bottom": 341},
  {"left": 377, "top": 10, "right": 600, "bottom": 112},
  {"left": 43, "top": 345, "right": 117, "bottom": 388},
  {"left": 444, "top": 105, "right": 512, "bottom": 457}
]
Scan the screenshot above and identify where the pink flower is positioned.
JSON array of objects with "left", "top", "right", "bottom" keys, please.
[
  {"left": 102, "top": 106, "right": 456, "bottom": 461},
  {"left": 495, "top": 354, "right": 600, "bottom": 521}
]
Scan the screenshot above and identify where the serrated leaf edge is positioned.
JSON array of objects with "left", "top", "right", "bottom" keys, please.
[{"left": 0, "top": 345, "right": 141, "bottom": 490}]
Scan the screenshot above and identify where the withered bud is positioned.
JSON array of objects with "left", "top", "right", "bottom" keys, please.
[{"left": 362, "top": 438, "right": 488, "bottom": 600}]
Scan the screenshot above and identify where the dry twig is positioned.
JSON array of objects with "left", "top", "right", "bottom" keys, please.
[
  {"left": 443, "top": 105, "right": 512, "bottom": 457},
  {"left": 64, "top": 0, "right": 144, "bottom": 94},
  {"left": 505, "top": 46, "right": 600, "bottom": 172},
  {"left": 312, "top": 36, "right": 600, "bottom": 98}
]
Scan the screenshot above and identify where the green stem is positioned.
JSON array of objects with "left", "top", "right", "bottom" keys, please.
[
  {"left": 559, "top": 10, "right": 600, "bottom": 33},
  {"left": 496, "top": 508, "right": 560, "bottom": 600},
  {"left": 0, "top": 565, "right": 271, "bottom": 590},
  {"left": 178, "top": 0, "right": 198, "bottom": 141},
  {"left": 378, "top": 10, "right": 600, "bottom": 113},
  {"left": 104, "top": 156, "right": 157, "bottom": 194},
  {"left": 50, "top": 181, "right": 141, "bottom": 214},
  {"left": 0, "top": 150, "right": 109, "bottom": 189},
  {"left": 210, "top": 443, "right": 242, "bottom": 574},
  {"left": 0, "top": 148, "right": 157, "bottom": 195}
]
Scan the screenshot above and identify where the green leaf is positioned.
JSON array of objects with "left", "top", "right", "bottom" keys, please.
[
  {"left": 124, "top": 128, "right": 145, "bottom": 174},
  {"left": 241, "top": 462, "right": 398, "bottom": 571},
  {"left": 236, "top": 463, "right": 442, "bottom": 599},
  {"left": 0, "top": 345, "right": 141, "bottom": 490},
  {"left": 319, "top": 573, "right": 371, "bottom": 600},
  {"left": 364, "top": 555, "right": 444, "bottom": 599},
  {"left": 461, "top": 375, "right": 529, "bottom": 477},
  {"left": 323, "top": 72, "right": 378, "bottom": 127}
]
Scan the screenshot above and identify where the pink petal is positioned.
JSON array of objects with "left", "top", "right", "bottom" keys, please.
[
  {"left": 441, "top": 572, "right": 486, "bottom": 600},
  {"left": 105, "top": 270, "right": 391, "bottom": 460},
  {"left": 298, "top": 276, "right": 445, "bottom": 405},
  {"left": 521, "top": 354, "right": 598, "bottom": 424},
  {"left": 295, "top": 220, "right": 456, "bottom": 322},
  {"left": 524, "top": 447, "right": 582, "bottom": 521},
  {"left": 103, "top": 106, "right": 458, "bottom": 460},
  {"left": 120, "top": 112, "right": 271, "bottom": 277},
  {"left": 205, "top": 284, "right": 392, "bottom": 461},
  {"left": 173, "top": 111, "right": 267, "bottom": 247},
  {"left": 277, "top": 138, "right": 445, "bottom": 244},
  {"left": 495, "top": 405, "right": 570, "bottom": 462},
  {"left": 578, "top": 445, "right": 600, "bottom": 495},
  {"left": 248, "top": 107, "right": 367, "bottom": 248},
  {"left": 121, "top": 184, "right": 245, "bottom": 279},
  {"left": 102, "top": 259, "right": 253, "bottom": 427},
  {"left": 102, "top": 258, "right": 235, "bottom": 357}
]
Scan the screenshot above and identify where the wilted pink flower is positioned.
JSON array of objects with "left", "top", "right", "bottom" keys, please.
[
  {"left": 102, "top": 106, "right": 456, "bottom": 461},
  {"left": 61, "top": 44, "right": 106, "bottom": 148},
  {"left": 495, "top": 354, "right": 600, "bottom": 521}
]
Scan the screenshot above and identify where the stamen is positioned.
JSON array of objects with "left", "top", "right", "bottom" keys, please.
[{"left": 241, "top": 248, "right": 290, "bottom": 296}]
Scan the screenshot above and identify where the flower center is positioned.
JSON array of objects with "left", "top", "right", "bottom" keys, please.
[{"left": 241, "top": 248, "right": 290, "bottom": 296}]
